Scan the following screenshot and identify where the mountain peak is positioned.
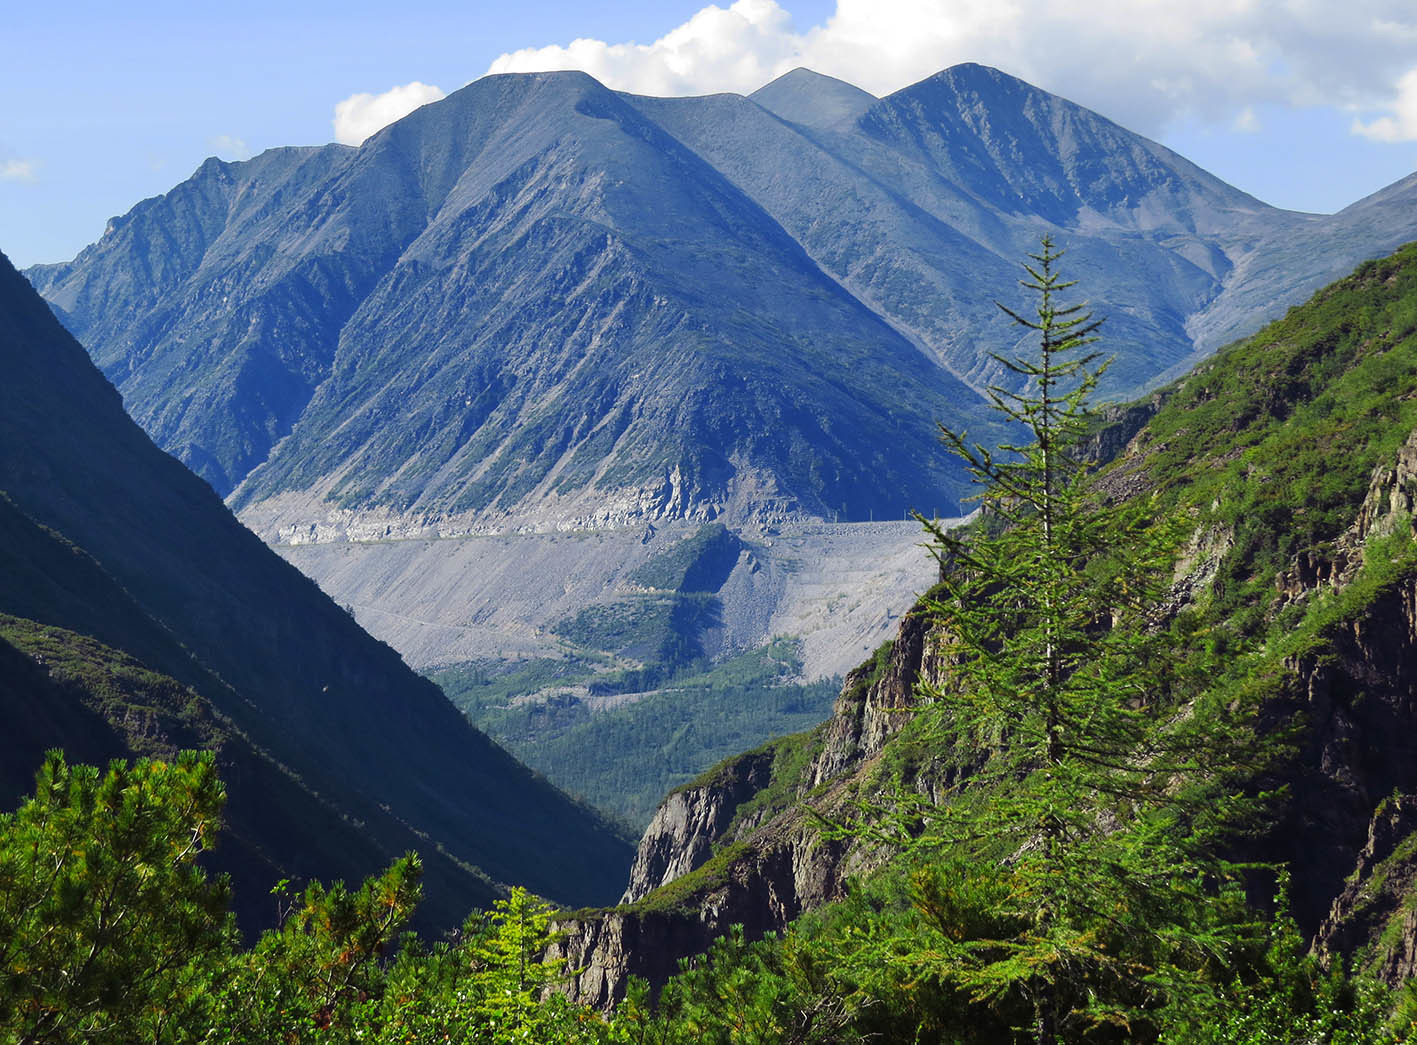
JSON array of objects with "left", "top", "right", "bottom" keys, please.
[
  {"left": 750, "top": 67, "right": 876, "bottom": 128},
  {"left": 885, "top": 62, "right": 1054, "bottom": 110}
]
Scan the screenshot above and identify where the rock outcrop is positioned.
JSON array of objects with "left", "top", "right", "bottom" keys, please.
[
  {"left": 1261, "top": 429, "right": 1417, "bottom": 942},
  {"left": 1279, "top": 570, "right": 1417, "bottom": 935},
  {"left": 1315, "top": 795, "right": 1417, "bottom": 984},
  {"left": 620, "top": 747, "right": 776, "bottom": 904},
  {"left": 553, "top": 606, "right": 939, "bottom": 1006}
]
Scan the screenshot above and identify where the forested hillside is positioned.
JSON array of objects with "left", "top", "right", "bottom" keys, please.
[{"left": 544, "top": 241, "right": 1417, "bottom": 1041}]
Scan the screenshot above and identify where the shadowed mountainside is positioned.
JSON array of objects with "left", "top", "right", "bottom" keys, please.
[{"left": 0, "top": 250, "right": 633, "bottom": 929}]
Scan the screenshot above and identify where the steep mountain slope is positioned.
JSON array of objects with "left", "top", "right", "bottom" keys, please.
[
  {"left": 26, "top": 146, "right": 365, "bottom": 496},
  {"left": 551, "top": 243, "right": 1417, "bottom": 1002},
  {"left": 0, "top": 250, "right": 633, "bottom": 926},
  {"left": 636, "top": 63, "right": 1312, "bottom": 396},
  {"left": 29, "top": 64, "right": 1417, "bottom": 539},
  {"left": 231, "top": 72, "right": 988, "bottom": 532}
]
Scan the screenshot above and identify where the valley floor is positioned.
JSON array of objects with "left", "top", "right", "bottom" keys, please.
[{"left": 267, "top": 518, "right": 948, "bottom": 681}]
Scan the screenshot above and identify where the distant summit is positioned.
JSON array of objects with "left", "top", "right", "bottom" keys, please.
[{"left": 749, "top": 67, "right": 876, "bottom": 127}]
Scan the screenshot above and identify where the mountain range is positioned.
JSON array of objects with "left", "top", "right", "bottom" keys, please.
[{"left": 26, "top": 63, "right": 1417, "bottom": 538}]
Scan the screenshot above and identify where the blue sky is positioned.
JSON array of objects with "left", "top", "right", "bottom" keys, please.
[{"left": 4, "top": 0, "right": 1415, "bottom": 269}]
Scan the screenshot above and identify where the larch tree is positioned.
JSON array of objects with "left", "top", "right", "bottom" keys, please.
[{"left": 869, "top": 238, "right": 1264, "bottom": 1042}]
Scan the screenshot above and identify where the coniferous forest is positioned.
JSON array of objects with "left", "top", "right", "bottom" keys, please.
[{"left": 8, "top": 241, "right": 1417, "bottom": 1042}]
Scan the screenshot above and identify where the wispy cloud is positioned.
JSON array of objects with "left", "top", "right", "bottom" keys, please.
[
  {"left": 333, "top": 81, "right": 446, "bottom": 145},
  {"left": 0, "top": 158, "right": 36, "bottom": 182},
  {"left": 1353, "top": 67, "right": 1417, "bottom": 142},
  {"left": 1232, "top": 107, "right": 1261, "bottom": 134},
  {"left": 209, "top": 134, "right": 252, "bottom": 160}
]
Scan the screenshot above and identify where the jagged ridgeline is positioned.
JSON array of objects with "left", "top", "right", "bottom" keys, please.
[
  {"left": 545, "top": 243, "right": 1417, "bottom": 1036},
  {"left": 0, "top": 249, "right": 634, "bottom": 930}
]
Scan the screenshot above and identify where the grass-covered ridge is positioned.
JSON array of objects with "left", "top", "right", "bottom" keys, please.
[
  {"left": 0, "top": 613, "right": 227, "bottom": 760},
  {"left": 1136, "top": 243, "right": 1417, "bottom": 632},
  {"left": 554, "top": 242, "right": 1417, "bottom": 1040}
]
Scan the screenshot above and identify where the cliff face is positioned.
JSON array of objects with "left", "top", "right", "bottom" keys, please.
[
  {"left": 1263, "top": 428, "right": 1417, "bottom": 935},
  {"left": 555, "top": 825, "right": 854, "bottom": 1009},
  {"left": 1281, "top": 570, "right": 1417, "bottom": 935},
  {"left": 621, "top": 748, "right": 777, "bottom": 904},
  {"left": 1315, "top": 795, "right": 1417, "bottom": 984},
  {"left": 1271, "top": 430, "right": 1417, "bottom": 942}
]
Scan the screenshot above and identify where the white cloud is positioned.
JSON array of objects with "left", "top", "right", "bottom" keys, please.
[
  {"left": 488, "top": 0, "right": 801, "bottom": 97},
  {"left": 1232, "top": 106, "right": 1261, "bottom": 133},
  {"left": 209, "top": 135, "right": 252, "bottom": 160},
  {"left": 333, "top": 81, "right": 447, "bottom": 146},
  {"left": 481, "top": 0, "right": 1417, "bottom": 142},
  {"left": 1353, "top": 67, "right": 1417, "bottom": 142},
  {"left": 0, "top": 158, "right": 36, "bottom": 182}
]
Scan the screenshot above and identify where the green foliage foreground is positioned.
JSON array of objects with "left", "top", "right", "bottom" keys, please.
[
  {"left": 0, "top": 750, "right": 866, "bottom": 1044},
  {"left": 0, "top": 751, "right": 619, "bottom": 1045},
  {"left": 0, "top": 752, "right": 1402, "bottom": 1044}
]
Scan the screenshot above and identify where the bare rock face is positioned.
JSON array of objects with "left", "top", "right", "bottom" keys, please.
[
  {"left": 1355, "top": 429, "right": 1417, "bottom": 540},
  {"left": 550, "top": 910, "right": 721, "bottom": 1011},
  {"left": 552, "top": 818, "right": 855, "bottom": 1008},
  {"left": 1278, "top": 571, "right": 1417, "bottom": 935},
  {"left": 1265, "top": 428, "right": 1417, "bottom": 962},
  {"left": 621, "top": 747, "right": 776, "bottom": 904},
  {"left": 809, "top": 606, "right": 936, "bottom": 786},
  {"left": 1315, "top": 795, "right": 1417, "bottom": 984}
]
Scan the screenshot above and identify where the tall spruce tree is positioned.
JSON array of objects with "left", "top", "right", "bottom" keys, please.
[{"left": 892, "top": 238, "right": 1260, "bottom": 1042}]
